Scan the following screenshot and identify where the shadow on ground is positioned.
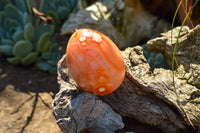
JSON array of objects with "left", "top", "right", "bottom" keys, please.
[{"left": 0, "top": 61, "right": 61, "bottom": 133}]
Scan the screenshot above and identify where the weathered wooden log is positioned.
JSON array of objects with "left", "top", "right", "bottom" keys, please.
[
  {"left": 147, "top": 25, "right": 200, "bottom": 88},
  {"left": 52, "top": 26, "right": 200, "bottom": 133}
]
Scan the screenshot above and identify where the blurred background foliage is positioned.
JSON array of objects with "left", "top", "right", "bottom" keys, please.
[{"left": 0, "top": 0, "right": 78, "bottom": 74}]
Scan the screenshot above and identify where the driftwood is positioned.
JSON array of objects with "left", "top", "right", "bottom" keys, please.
[
  {"left": 52, "top": 26, "right": 200, "bottom": 133},
  {"left": 147, "top": 25, "right": 200, "bottom": 89}
]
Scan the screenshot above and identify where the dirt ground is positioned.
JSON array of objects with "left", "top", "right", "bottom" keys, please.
[{"left": 0, "top": 61, "right": 61, "bottom": 133}]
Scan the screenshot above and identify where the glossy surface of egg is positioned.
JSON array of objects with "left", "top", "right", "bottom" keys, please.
[{"left": 66, "top": 29, "right": 125, "bottom": 96}]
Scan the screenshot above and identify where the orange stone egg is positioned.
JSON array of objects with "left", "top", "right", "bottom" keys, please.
[{"left": 66, "top": 29, "right": 125, "bottom": 96}]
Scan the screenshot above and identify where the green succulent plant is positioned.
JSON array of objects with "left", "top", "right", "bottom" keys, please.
[
  {"left": 142, "top": 44, "right": 164, "bottom": 69},
  {"left": 42, "top": 0, "right": 78, "bottom": 25},
  {"left": 0, "top": 0, "right": 77, "bottom": 74}
]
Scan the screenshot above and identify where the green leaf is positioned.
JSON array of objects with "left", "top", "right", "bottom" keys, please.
[
  {"left": 0, "top": 12, "right": 6, "bottom": 27},
  {"left": 51, "top": 50, "right": 64, "bottom": 61},
  {"left": 5, "top": 18, "right": 20, "bottom": 29},
  {"left": 47, "top": 60, "right": 57, "bottom": 66},
  {"left": 37, "top": 32, "right": 51, "bottom": 53},
  {"left": 57, "top": 7, "right": 69, "bottom": 20},
  {"left": 41, "top": 52, "right": 52, "bottom": 60},
  {"left": 21, "top": 52, "right": 39, "bottom": 65},
  {"left": 23, "top": 12, "right": 32, "bottom": 24},
  {"left": 4, "top": 4, "right": 21, "bottom": 22},
  {"left": 13, "top": 30, "right": 24, "bottom": 42},
  {"left": 0, "top": 45, "right": 13, "bottom": 56},
  {"left": 36, "top": 61, "right": 51, "bottom": 71},
  {"left": 1, "top": 39, "right": 14, "bottom": 46},
  {"left": 48, "top": 66, "right": 57, "bottom": 74},
  {"left": 34, "top": 23, "right": 54, "bottom": 40},
  {"left": 49, "top": 43, "right": 58, "bottom": 52},
  {"left": 24, "top": 23, "right": 35, "bottom": 41},
  {"left": 13, "top": 40, "right": 33, "bottom": 56},
  {"left": 7, "top": 56, "right": 22, "bottom": 65},
  {"left": 155, "top": 53, "right": 163, "bottom": 64},
  {"left": 0, "top": 0, "right": 11, "bottom": 11},
  {"left": 14, "top": 0, "right": 26, "bottom": 12}
]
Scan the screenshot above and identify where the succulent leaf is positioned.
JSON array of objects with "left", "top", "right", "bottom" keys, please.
[
  {"left": 0, "top": 45, "right": 13, "bottom": 56},
  {"left": 154, "top": 53, "right": 164, "bottom": 67},
  {"left": 143, "top": 44, "right": 164, "bottom": 68},
  {"left": 48, "top": 66, "right": 57, "bottom": 74},
  {"left": 49, "top": 43, "right": 58, "bottom": 52},
  {"left": 5, "top": 4, "right": 21, "bottom": 23},
  {"left": 37, "top": 32, "right": 51, "bottom": 53},
  {"left": 0, "top": 28, "right": 7, "bottom": 39},
  {"left": 0, "top": 0, "right": 11, "bottom": 11},
  {"left": 23, "top": 12, "right": 32, "bottom": 24},
  {"left": 5, "top": 18, "right": 20, "bottom": 30},
  {"left": 34, "top": 22, "right": 54, "bottom": 40},
  {"left": 51, "top": 50, "right": 63, "bottom": 61},
  {"left": 13, "top": 40, "right": 33, "bottom": 57},
  {"left": 47, "top": 60, "right": 57, "bottom": 67},
  {"left": 0, "top": 12, "right": 6, "bottom": 27},
  {"left": 1, "top": 39, "right": 14, "bottom": 46},
  {"left": 41, "top": 52, "right": 52, "bottom": 60},
  {"left": 42, "top": 0, "right": 78, "bottom": 23},
  {"left": 24, "top": 23, "right": 35, "bottom": 41},
  {"left": 7, "top": 56, "right": 22, "bottom": 65},
  {"left": 57, "top": 7, "right": 69, "bottom": 20},
  {"left": 36, "top": 61, "right": 51, "bottom": 71},
  {"left": 21, "top": 52, "right": 39, "bottom": 65},
  {"left": 13, "top": 0, "right": 26, "bottom": 13},
  {"left": 13, "top": 30, "right": 24, "bottom": 42}
]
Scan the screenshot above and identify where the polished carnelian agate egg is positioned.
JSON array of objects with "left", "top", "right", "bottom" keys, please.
[{"left": 66, "top": 29, "right": 125, "bottom": 96}]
